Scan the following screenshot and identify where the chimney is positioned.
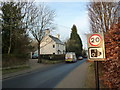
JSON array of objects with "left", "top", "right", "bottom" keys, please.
[
  {"left": 45, "top": 29, "right": 50, "bottom": 36},
  {"left": 56, "top": 34, "right": 60, "bottom": 39}
]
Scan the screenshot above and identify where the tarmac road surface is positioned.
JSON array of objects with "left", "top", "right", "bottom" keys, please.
[{"left": 2, "top": 59, "right": 88, "bottom": 88}]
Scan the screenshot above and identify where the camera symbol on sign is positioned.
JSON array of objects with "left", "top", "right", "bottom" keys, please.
[{"left": 91, "top": 49, "right": 102, "bottom": 57}]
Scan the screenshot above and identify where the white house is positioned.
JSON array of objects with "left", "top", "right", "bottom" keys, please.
[{"left": 40, "top": 29, "right": 66, "bottom": 55}]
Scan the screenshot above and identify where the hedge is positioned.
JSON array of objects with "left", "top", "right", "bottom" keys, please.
[{"left": 40, "top": 54, "right": 65, "bottom": 60}]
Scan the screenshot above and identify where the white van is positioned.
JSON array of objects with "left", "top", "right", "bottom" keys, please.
[{"left": 65, "top": 52, "right": 77, "bottom": 62}]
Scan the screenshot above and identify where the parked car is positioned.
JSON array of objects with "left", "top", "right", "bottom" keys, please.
[
  {"left": 32, "top": 53, "right": 38, "bottom": 59},
  {"left": 78, "top": 56, "right": 83, "bottom": 60},
  {"left": 83, "top": 56, "right": 87, "bottom": 58},
  {"left": 65, "top": 52, "right": 77, "bottom": 63}
]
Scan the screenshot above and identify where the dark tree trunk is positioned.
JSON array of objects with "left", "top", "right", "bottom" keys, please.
[{"left": 37, "top": 41, "right": 42, "bottom": 63}]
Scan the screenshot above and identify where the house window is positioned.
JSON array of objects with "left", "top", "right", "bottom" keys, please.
[
  {"left": 58, "top": 50, "right": 61, "bottom": 54},
  {"left": 53, "top": 45, "right": 55, "bottom": 48},
  {"left": 63, "top": 50, "right": 65, "bottom": 54}
]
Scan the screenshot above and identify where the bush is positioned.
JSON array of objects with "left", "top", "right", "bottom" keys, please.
[
  {"left": 2, "top": 54, "right": 28, "bottom": 67},
  {"left": 99, "top": 23, "right": 120, "bottom": 88}
]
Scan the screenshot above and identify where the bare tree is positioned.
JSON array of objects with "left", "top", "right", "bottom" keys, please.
[
  {"left": 26, "top": 3, "right": 55, "bottom": 63},
  {"left": 88, "top": 2, "right": 119, "bottom": 33}
]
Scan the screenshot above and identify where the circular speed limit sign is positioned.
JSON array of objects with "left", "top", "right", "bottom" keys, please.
[{"left": 89, "top": 34, "right": 102, "bottom": 46}]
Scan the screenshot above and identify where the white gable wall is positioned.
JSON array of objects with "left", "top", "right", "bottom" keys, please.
[
  {"left": 40, "top": 36, "right": 66, "bottom": 55},
  {"left": 55, "top": 44, "right": 65, "bottom": 54},
  {"left": 40, "top": 37, "right": 56, "bottom": 54}
]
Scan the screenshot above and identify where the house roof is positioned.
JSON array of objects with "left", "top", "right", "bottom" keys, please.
[{"left": 49, "top": 35, "right": 64, "bottom": 45}]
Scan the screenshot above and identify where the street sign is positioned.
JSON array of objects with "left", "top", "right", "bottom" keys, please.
[
  {"left": 88, "top": 47, "right": 104, "bottom": 59},
  {"left": 87, "top": 33, "right": 106, "bottom": 61},
  {"left": 89, "top": 34, "right": 102, "bottom": 46},
  {"left": 87, "top": 33, "right": 106, "bottom": 89}
]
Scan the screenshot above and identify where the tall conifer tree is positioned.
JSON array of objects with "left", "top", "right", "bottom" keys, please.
[{"left": 66, "top": 24, "right": 83, "bottom": 56}]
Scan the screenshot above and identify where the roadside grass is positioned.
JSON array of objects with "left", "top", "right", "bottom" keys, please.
[
  {"left": 2, "top": 59, "right": 64, "bottom": 75},
  {"left": 42, "top": 59, "right": 64, "bottom": 64},
  {"left": 84, "top": 62, "right": 96, "bottom": 88},
  {"left": 84, "top": 62, "right": 106, "bottom": 88},
  {"left": 2, "top": 65, "right": 30, "bottom": 75}
]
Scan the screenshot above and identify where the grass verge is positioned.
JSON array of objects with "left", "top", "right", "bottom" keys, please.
[
  {"left": 84, "top": 62, "right": 106, "bottom": 88},
  {"left": 2, "top": 65, "right": 30, "bottom": 75},
  {"left": 84, "top": 62, "right": 96, "bottom": 88}
]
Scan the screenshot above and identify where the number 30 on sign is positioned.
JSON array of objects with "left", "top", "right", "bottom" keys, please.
[{"left": 89, "top": 34, "right": 102, "bottom": 46}]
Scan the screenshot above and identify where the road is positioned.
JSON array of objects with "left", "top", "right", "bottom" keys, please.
[{"left": 3, "top": 59, "right": 88, "bottom": 88}]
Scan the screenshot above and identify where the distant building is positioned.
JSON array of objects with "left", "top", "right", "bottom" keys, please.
[{"left": 40, "top": 29, "right": 66, "bottom": 55}]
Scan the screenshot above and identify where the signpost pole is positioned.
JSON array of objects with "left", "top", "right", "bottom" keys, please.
[{"left": 94, "top": 61, "right": 99, "bottom": 90}]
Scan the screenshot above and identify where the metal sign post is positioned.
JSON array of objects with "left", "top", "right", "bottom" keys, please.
[
  {"left": 94, "top": 61, "right": 99, "bottom": 90},
  {"left": 87, "top": 33, "right": 106, "bottom": 89}
]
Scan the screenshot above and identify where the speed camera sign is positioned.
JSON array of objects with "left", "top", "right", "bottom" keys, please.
[
  {"left": 88, "top": 47, "right": 104, "bottom": 59},
  {"left": 87, "top": 33, "right": 106, "bottom": 61}
]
